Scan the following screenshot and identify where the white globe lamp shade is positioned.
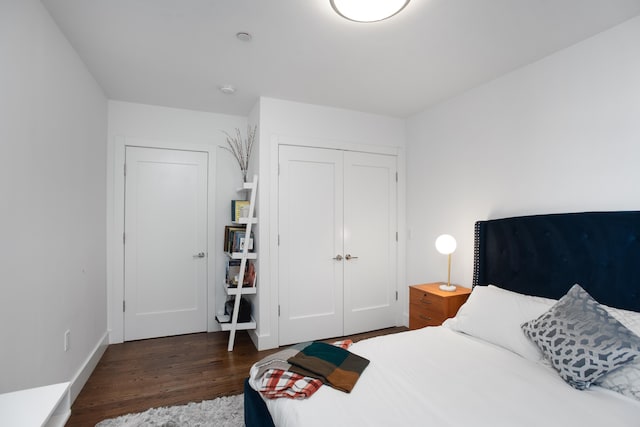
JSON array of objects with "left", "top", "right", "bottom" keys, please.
[
  {"left": 330, "top": 0, "right": 410, "bottom": 22},
  {"left": 436, "top": 234, "right": 457, "bottom": 292},
  {"left": 435, "top": 234, "right": 457, "bottom": 255}
]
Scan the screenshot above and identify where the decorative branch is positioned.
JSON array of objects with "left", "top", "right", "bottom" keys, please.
[{"left": 221, "top": 125, "right": 257, "bottom": 181}]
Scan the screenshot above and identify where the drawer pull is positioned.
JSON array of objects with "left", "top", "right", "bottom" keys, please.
[
  {"left": 419, "top": 297, "right": 432, "bottom": 304},
  {"left": 419, "top": 315, "right": 432, "bottom": 321}
]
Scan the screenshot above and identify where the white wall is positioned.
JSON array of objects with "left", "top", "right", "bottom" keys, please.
[
  {"left": 254, "top": 97, "right": 407, "bottom": 349},
  {"left": 406, "top": 16, "right": 640, "bottom": 290},
  {"left": 106, "top": 101, "right": 248, "bottom": 343},
  {"left": 0, "top": 0, "right": 107, "bottom": 398}
]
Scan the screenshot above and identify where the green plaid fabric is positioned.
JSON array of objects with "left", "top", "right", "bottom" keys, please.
[{"left": 287, "top": 341, "right": 370, "bottom": 393}]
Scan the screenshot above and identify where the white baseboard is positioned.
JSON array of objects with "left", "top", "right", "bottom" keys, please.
[
  {"left": 248, "top": 329, "right": 259, "bottom": 350},
  {"left": 251, "top": 329, "right": 280, "bottom": 351},
  {"left": 69, "top": 331, "right": 109, "bottom": 403}
]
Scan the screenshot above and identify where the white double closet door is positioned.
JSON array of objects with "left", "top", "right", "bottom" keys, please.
[{"left": 278, "top": 145, "right": 397, "bottom": 346}]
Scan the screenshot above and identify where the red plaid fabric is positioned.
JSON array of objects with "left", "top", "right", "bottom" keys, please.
[
  {"left": 330, "top": 339, "right": 353, "bottom": 349},
  {"left": 252, "top": 339, "right": 354, "bottom": 399},
  {"left": 258, "top": 369, "right": 323, "bottom": 399}
]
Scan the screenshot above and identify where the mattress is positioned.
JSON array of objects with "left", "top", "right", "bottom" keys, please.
[{"left": 257, "top": 326, "right": 640, "bottom": 426}]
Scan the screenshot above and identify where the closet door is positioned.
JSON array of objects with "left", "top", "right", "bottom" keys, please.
[
  {"left": 278, "top": 146, "right": 344, "bottom": 346},
  {"left": 343, "top": 152, "right": 397, "bottom": 335}
]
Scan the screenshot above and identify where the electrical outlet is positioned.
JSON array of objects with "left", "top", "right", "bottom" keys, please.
[{"left": 64, "top": 330, "right": 71, "bottom": 352}]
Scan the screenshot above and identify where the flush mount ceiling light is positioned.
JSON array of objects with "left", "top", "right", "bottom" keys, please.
[{"left": 330, "top": 0, "right": 410, "bottom": 22}]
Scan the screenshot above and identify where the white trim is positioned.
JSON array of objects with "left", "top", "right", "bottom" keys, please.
[
  {"left": 109, "top": 136, "right": 219, "bottom": 343},
  {"left": 396, "top": 146, "right": 408, "bottom": 327},
  {"left": 69, "top": 331, "right": 108, "bottom": 403},
  {"left": 276, "top": 135, "right": 400, "bottom": 156},
  {"left": 110, "top": 135, "right": 125, "bottom": 343},
  {"left": 206, "top": 144, "right": 220, "bottom": 333}
]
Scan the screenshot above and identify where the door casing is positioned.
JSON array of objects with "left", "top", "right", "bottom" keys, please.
[{"left": 109, "top": 136, "right": 222, "bottom": 344}]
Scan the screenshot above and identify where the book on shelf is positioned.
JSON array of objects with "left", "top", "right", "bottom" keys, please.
[
  {"left": 231, "top": 200, "right": 250, "bottom": 222},
  {"left": 235, "top": 232, "right": 254, "bottom": 252},
  {"left": 226, "top": 259, "right": 257, "bottom": 287},
  {"left": 226, "top": 259, "right": 240, "bottom": 285},
  {"left": 224, "top": 225, "right": 255, "bottom": 253},
  {"left": 223, "top": 225, "right": 243, "bottom": 252}
]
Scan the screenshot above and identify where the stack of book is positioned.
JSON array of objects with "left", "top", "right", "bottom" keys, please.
[
  {"left": 225, "top": 259, "right": 257, "bottom": 287},
  {"left": 223, "top": 226, "right": 254, "bottom": 253}
]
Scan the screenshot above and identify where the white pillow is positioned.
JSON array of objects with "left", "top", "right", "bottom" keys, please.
[
  {"left": 596, "top": 305, "right": 640, "bottom": 401},
  {"left": 446, "top": 285, "right": 556, "bottom": 361}
]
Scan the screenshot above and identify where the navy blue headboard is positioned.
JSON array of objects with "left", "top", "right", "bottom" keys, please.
[{"left": 473, "top": 211, "right": 640, "bottom": 312}]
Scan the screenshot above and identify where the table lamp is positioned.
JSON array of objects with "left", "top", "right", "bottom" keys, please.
[{"left": 435, "top": 234, "right": 457, "bottom": 291}]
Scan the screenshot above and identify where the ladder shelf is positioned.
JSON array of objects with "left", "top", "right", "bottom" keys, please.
[{"left": 217, "top": 174, "right": 258, "bottom": 351}]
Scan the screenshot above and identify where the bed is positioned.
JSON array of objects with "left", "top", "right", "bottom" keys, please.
[{"left": 245, "top": 211, "right": 640, "bottom": 426}]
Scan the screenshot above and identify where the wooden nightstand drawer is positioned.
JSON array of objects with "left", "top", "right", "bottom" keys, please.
[
  {"left": 410, "top": 287, "right": 447, "bottom": 315},
  {"left": 409, "top": 304, "right": 448, "bottom": 328},
  {"left": 409, "top": 283, "right": 471, "bottom": 330}
]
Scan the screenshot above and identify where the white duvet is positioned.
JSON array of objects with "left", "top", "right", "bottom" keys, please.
[{"left": 260, "top": 326, "right": 640, "bottom": 426}]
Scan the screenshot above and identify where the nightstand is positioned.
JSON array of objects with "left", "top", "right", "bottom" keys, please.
[{"left": 409, "top": 283, "right": 471, "bottom": 329}]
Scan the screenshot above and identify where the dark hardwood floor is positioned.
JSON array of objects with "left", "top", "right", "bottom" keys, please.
[{"left": 67, "top": 327, "right": 407, "bottom": 426}]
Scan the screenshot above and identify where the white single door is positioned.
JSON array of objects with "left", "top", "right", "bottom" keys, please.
[
  {"left": 124, "top": 147, "right": 208, "bottom": 341},
  {"left": 343, "top": 151, "right": 397, "bottom": 335},
  {"left": 278, "top": 145, "right": 344, "bottom": 345}
]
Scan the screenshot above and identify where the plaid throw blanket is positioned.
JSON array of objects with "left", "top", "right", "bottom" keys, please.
[
  {"left": 258, "top": 369, "right": 323, "bottom": 399},
  {"left": 250, "top": 340, "right": 369, "bottom": 399},
  {"left": 287, "top": 341, "right": 370, "bottom": 393}
]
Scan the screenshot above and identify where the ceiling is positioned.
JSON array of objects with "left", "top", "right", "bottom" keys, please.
[{"left": 42, "top": 0, "right": 640, "bottom": 118}]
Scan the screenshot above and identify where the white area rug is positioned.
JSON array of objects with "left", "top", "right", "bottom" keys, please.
[{"left": 95, "top": 394, "right": 244, "bottom": 427}]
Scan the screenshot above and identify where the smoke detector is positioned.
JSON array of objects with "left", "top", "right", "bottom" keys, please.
[
  {"left": 236, "top": 32, "right": 252, "bottom": 42},
  {"left": 219, "top": 85, "right": 236, "bottom": 95}
]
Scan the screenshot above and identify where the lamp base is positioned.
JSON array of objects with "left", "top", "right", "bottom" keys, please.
[{"left": 439, "top": 284, "right": 457, "bottom": 292}]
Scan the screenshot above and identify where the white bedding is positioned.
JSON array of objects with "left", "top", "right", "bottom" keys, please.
[{"left": 260, "top": 326, "right": 640, "bottom": 427}]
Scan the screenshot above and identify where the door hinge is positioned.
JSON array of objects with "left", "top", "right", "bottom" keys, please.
[
  {"left": 278, "top": 234, "right": 280, "bottom": 246},
  {"left": 124, "top": 163, "right": 127, "bottom": 176},
  {"left": 395, "top": 171, "right": 398, "bottom": 182},
  {"left": 395, "top": 291, "right": 398, "bottom": 301},
  {"left": 123, "top": 300, "right": 126, "bottom": 312},
  {"left": 278, "top": 305, "right": 281, "bottom": 317},
  {"left": 123, "top": 233, "right": 126, "bottom": 244},
  {"left": 395, "top": 231, "right": 398, "bottom": 242}
]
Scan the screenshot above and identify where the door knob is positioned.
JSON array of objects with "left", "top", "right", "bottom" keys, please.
[
  {"left": 345, "top": 254, "right": 359, "bottom": 260},
  {"left": 333, "top": 254, "right": 343, "bottom": 261},
  {"left": 193, "top": 252, "right": 206, "bottom": 258}
]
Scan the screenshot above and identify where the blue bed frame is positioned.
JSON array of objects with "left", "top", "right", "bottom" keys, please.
[
  {"left": 244, "top": 378, "right": 275, "bottom": 427},
  {"left": 245, "top": 210, "right": 640, "bottom": 426}
]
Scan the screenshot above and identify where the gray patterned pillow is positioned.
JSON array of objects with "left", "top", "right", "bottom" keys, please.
[{"left": 521, "top": 284, "right": 640, "bottom": 390}]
